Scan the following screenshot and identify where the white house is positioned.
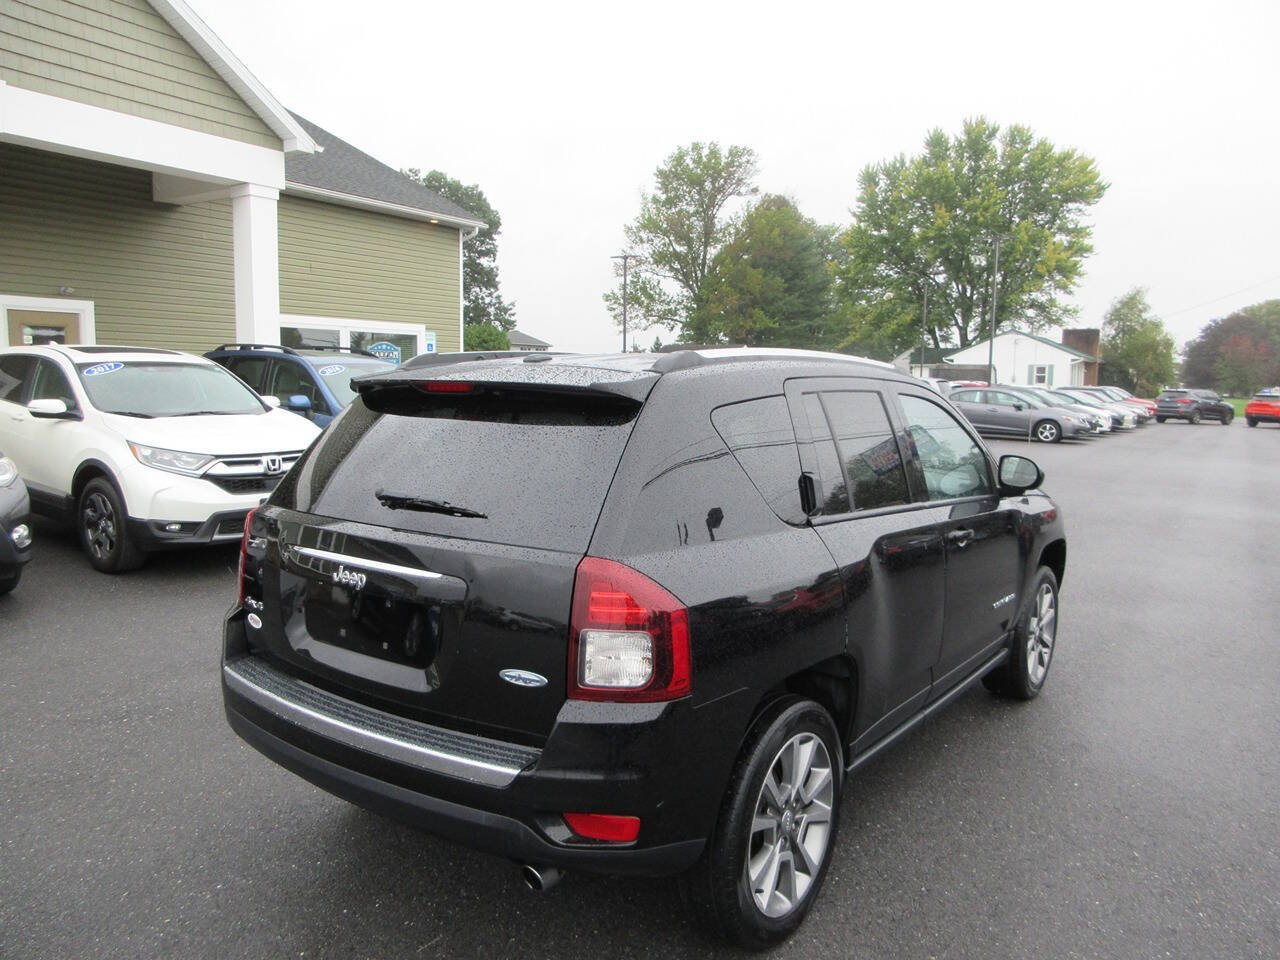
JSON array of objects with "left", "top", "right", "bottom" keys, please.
[{"left": 942, "top": 331, "right": 1099, "bottom": 387}]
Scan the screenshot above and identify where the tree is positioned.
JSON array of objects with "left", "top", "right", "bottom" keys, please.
[
  {"left": 1098, "top": 288, "right": 1176, "bottom": 395},
  {"left": 463, "top": 322, "right": 510, "bottom": 350},
  {"left": 836, "top": 118, "right": 1107, "bottom": 350},
  {"left": 1215, "top": 335, "right": 1274, "bottom": 395},
  {"left": 1182, "top": 300, "right": 1280, "bottom": 389},
  {"left": 404, "top": 169, "right": 515, "bottom": 330},
  {"left": 699, "top": 196, "right": 839, "bottom": 348},
  {"left": 604, "top": 142, "right": 759, "bottom": 339}
]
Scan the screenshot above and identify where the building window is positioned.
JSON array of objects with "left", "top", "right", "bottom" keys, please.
[{"left": 1031, "top": 364, "right": 1052, "bottom": 385}]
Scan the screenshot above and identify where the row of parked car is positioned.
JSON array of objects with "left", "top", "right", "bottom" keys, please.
[{"left": 922, "top": 381, "right": 1160, "bottom": 441}]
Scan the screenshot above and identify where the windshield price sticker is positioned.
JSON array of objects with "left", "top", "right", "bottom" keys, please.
[
  {"left": 84, "top": 362, "right": 124, "bottom": 377},
  {"left": 318, "top": 364, "right": 345, "bottom": 376}
]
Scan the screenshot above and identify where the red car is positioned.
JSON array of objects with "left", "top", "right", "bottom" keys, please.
[{"left": 1245, "top": 390, "right": 1280, "bottom": 427}]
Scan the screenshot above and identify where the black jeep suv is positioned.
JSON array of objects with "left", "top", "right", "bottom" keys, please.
[{"left": 221, "top": 349, "right": 1066, "bottom": 948}]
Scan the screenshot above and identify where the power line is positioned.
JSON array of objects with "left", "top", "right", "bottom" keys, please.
[{"left": 1162, "top": 274, "right": 1280, "bottom": 318}]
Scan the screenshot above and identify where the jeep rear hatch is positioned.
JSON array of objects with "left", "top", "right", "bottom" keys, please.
[{"left": 245, "top": 361, "right": 654, "bottom": 744}]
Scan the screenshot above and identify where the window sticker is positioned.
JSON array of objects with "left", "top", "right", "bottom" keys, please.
[
  {"left": 317, "top": 364, "right": 345, "bottom": 376},
  {"left": 83, "top": 362, "right": 124, "bottom": 377}
]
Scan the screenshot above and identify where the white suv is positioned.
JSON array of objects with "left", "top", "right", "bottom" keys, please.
[{"left": 0, "top": 345, "right": 320, "bottom": 572}]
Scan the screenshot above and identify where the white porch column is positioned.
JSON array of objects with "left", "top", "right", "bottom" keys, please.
[{"left": 230, "top": 183, "right": 281, "bottom": 344}]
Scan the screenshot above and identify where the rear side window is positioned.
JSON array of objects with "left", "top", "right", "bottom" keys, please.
[
  {"left": 277, "top": 392, "right": 640, "bottom": 553},
  {"left": 711, "top": 396, "right": 805, "bottom": 525},
  {"left": 0, "top": 355, "right": 35, "bottom": 403},
  {"left": 812, "top": 391, "right": 909, "bottom": 513}
]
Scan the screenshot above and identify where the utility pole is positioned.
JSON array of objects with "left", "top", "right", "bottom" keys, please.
[
  {"left": 919, "top": 282, "right": 929, "bottom": 376},
  {"left": 986, "top": 236, "right": 1004, "bottom": 386},
  {"left": 611, "top": 252, "right": 637, "bottom": 352}
]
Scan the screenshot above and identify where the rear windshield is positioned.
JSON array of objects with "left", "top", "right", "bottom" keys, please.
[
  {"left": 306, "top": 357, "right": 396, "bottom": 407},
  {"left": 76, "top": 361, "right": 265, "bottom": 417},
  {"left": 1252, "top": 392, "right": 1280, "bottom": 401},
  {"left": 274, "top": 392, "right": 639, "bottom": 553}
]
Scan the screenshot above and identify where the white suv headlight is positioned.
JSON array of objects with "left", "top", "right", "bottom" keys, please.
[
  {"left": 128, "top": 443, "right": 215, "bottom": 477},
  {"left": 0, "top": 456, "right": 17, "bottom": 487}
]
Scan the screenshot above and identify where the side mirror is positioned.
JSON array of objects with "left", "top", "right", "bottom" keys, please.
[
  {"left": 1012, "top": 402, "right": 1024, "bottom": 411},
  {"left": 261, "top": 395, "right": 282, "bottom": 409},
  {"left": 999, "top": 455, "right": 1043, "bottom": 495},
  {"left": 28, "top": 398, "right": 79, "bottom": 420},
  {"left": 285, "top": 394, "right": 312, "bottom": 412}
]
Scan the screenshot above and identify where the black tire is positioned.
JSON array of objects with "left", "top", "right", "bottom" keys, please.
[
  {"left": 1247, "top": 417, "right": 1258, "bottom": 427},
  {"left": 0, "top": 570, "right": 19, "bottom": 596},
  {"left": 1221, "top": 411, "right": 1233, "bottom": 425},
  {"left": 77, "top": 477, "right": 145, "bottom": 573},
  {"left": 681, "top": 698, "right": 842, "bottom": 949},
  {"left": 1156, "top": 416, "right": 1167, "bottom": 423},
  {"left": 1189, "top": 410, "right": 1202, "bottom": 424},
  {"left": 1033, "top": 419, "right": 1061, "bottom": 443},
  {"left": 982, "top": 566, "right": 1059, "bottom": 701}
]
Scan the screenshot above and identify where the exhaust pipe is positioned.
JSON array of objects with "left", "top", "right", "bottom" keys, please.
[{"left": 521, "top": 863, "right": 563, "bottom": 892}]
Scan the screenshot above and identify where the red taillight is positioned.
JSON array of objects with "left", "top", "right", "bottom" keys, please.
[
  {"left": 563, "top": 812, "right": 641, "bottom": 843},
  {"left": 567, "top": 556, "right": 691, "bottom": 702},
  {"left": 237, "top": 507, "right": 257, "bottom": 606},
  {"left": 415, "top": 380, "right": 474, "bottom": 394}
]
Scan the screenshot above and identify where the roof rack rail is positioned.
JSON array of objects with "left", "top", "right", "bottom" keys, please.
[
  {"left": 649, "top": 347, "right": 894, "bottom": 374},
  {"left": 211, "top": 343, "right": 300, "bottom": 356}
]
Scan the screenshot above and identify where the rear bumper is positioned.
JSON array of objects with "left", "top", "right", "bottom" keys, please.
[
  {"left": 220, "top": 611, "right": 726, "bottom": 876},
  {"left": 1245, "top": 411, "right": 1280, "bottom": 422}
]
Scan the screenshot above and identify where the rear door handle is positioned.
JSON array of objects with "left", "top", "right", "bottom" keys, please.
[{"left": 946, "top": 528, "right": 974, "bottom": 548}]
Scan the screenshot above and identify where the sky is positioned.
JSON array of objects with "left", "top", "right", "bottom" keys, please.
[{"left": 192, "top": 0, "right": 1280, "bottom": 354}]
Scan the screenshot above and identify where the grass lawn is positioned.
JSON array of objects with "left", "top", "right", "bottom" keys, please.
[{"left": 1227, "top": 397, "right": 1250, "bottom": 417}]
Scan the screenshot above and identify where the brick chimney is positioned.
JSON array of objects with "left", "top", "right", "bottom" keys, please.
[
  {"left": 1062, "top": 328, "right": 1101, "bottom": 358},
  {"left": 1062, "top": 327, "right": 1101, "bottom": 385}
]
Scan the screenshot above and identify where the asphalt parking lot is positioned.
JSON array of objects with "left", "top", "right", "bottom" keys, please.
[{"left": 2, "top": 421, "right": 1278, "bottom": 959}]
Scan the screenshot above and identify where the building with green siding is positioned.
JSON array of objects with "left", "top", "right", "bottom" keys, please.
[{"left": 0, "top": 0, "right": 484, "bottom": 359}]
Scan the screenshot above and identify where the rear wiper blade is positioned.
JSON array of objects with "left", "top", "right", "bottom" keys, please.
[{"left": 375, "top": 489, "right": 487, "bottom": 519}]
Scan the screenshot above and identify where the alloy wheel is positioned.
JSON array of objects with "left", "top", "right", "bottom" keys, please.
[
  {"left": 1025, "top": 582, "right": 1056, "bottom": 685},
  {"left": 744, "top": 732, "right": 835, "bottom": 919},
  {"left": 83, "top": 491, "right": 117, "bottom": 561},
  {"left": 1035, "top": 422, "right": 1060, "bottom": 443}
]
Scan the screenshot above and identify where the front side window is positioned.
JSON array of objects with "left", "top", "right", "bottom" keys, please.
[
  {"left": 267, "top": 361, "right": 324, "bottom": 412},
  {"left": 817, "top": 391, "right": 909, "bottom": 512},
  {"left": 899, "top": 395, "right": 992, "bottom": 501},
  {"left": 224, "top": 356, "right": 271, "bottom": 392},
  {"left": 75, "top": 362, "right": 265, "bottom": 418},
  {"left": 30, "top": 360, "right": 77, "bottom": 407},
  {"left": 950, "top": 389, "right": 982, "bottom": 403}
]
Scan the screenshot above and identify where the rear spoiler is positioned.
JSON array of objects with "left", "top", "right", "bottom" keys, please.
[{"left": 353, "top": 363, "right": 659, "bottom": 405}]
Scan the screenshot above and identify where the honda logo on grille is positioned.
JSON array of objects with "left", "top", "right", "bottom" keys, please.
[{"left": 264, "top": 455, "right": 285, "bottom": 474}]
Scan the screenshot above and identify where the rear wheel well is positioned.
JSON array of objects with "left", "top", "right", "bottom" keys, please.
[
  {"left": 749, "top": 655, "right": 857, "bottom": 766},
  {"left": 1039, "top": 538, "right": 1066, "bottom": 589}
]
